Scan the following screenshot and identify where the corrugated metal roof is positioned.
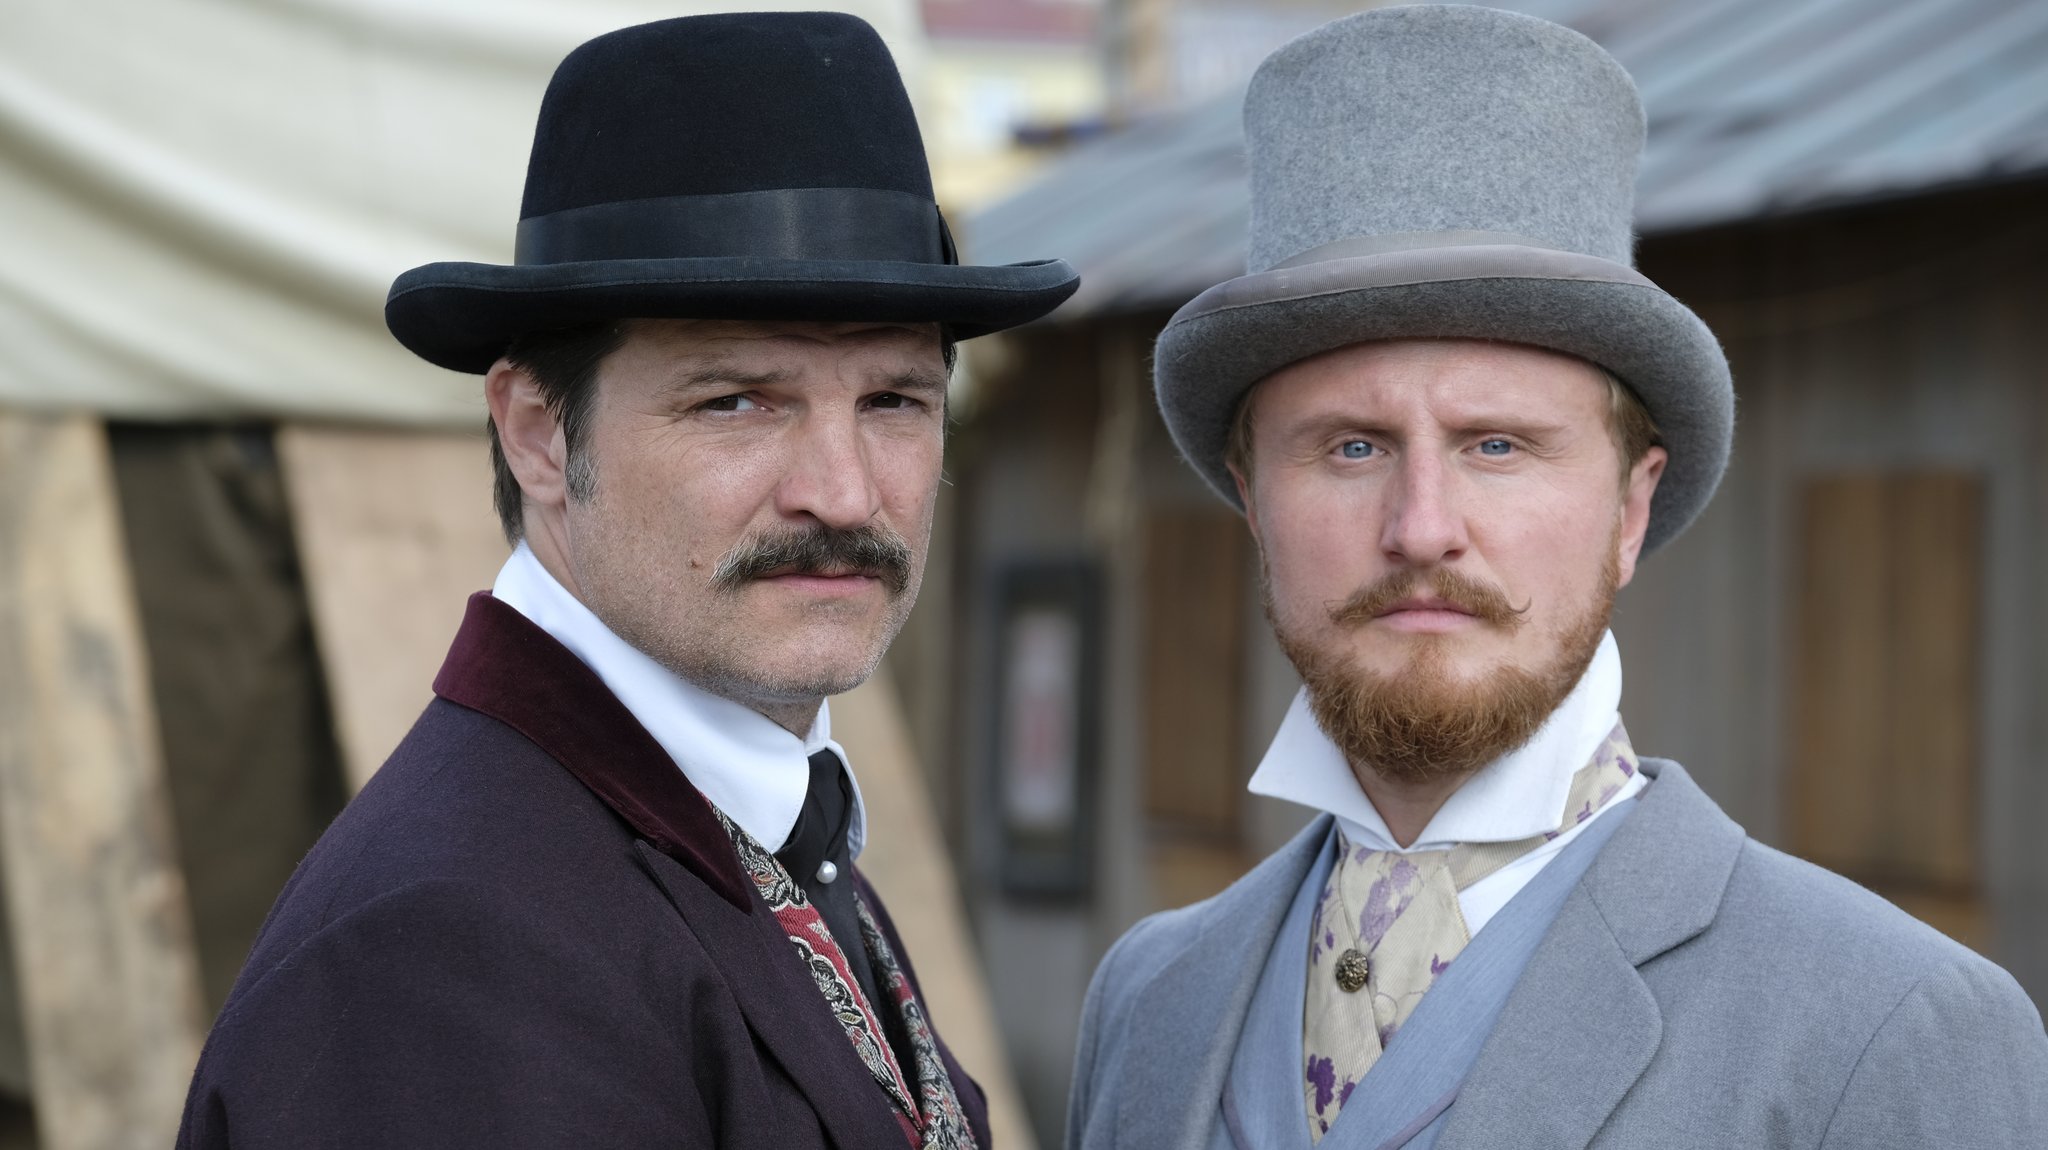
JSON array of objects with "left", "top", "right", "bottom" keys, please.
[{"left": 965, "top": 0, "right": 2048, "bottom": 319}]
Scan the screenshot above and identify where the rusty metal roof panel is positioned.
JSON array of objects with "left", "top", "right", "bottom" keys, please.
[{"left": 965, "top": 0, "right": 2048, "bottom": 318}]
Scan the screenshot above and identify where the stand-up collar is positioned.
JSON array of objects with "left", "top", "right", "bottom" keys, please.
[
  {"left": 1249, "top": 631, "right": 1624, "bottom": 850},
  {"left": 490, "top": 542, "right": 866, "bottom": 857}
]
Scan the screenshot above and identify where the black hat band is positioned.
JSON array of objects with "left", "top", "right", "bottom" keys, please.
[{"left": 513, "top": 187, "right": 955, "bottom": 266}]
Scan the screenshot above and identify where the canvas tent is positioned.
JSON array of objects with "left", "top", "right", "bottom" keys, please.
[{"left": 0, "top": 3, "right": 1029, "bottom": 1148}]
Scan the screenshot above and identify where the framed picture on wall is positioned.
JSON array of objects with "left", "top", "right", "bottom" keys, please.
[{"left": 986, "top": 558, "right": 1102, "bottom": 898}]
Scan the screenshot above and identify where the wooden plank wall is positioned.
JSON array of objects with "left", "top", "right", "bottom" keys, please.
[
  {"left": 1141, "top": 507, "right": 1246, "bottom": 829},
  {"left": 1787, "top": 472, "right": 1984, "bottom": 945},
  {"left": 1140, "top": 505, "right": 1252, "bottom": 909},
  {"left": 0, "top": 412, "right": 205, "bottom": 1150},
  {"left": 1626, "top": 181, "right": 2047, "bottom": 990}
]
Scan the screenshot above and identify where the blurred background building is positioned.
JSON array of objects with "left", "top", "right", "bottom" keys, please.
[
  {"left": 0, "top": 1, "right": 2044, "bottom": 1148},
  {"left": 936, "top": 0, "right": 2048, "bottom": 1141}
]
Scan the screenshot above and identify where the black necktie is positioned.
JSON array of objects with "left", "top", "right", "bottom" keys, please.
[{"left": 775, "top": 750, "right": 915, "bottom": 1073}]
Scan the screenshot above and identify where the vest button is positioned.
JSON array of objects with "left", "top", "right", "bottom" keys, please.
[
  {"left": 816, "top": 860, "right": 840, "bottom": 884},
  {"left": 1335, "top": 948, "right": 1370, "bottom": 992}
]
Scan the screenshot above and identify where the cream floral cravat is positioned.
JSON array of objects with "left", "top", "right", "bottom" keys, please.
[{"left": 1299, "top": 721, "right": 1640, "bottom": 1141}]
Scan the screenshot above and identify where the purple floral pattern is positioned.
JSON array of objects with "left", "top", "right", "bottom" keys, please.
[{"left": 1299, "top": 721, "right": 1640, "bottom": 1142}]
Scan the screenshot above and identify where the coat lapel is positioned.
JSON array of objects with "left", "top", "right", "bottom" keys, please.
[
  {"left": 433, "top": 593, "right": 913, "bottom": 1147},
  {"left": 1117, "top": 818, "right": 1335, "bottom": 1150},
  {"left": 1432, "top": 888, "right": 1660, "bottom": 1149},
  {"left": 636, "top": 841, "right": 914, "bottom": 1146},
  {"left": 1436, "top": 759, "right": 1744, "bottom": 1150},
  {"left": 432, "top": 594, "right": 754, "bottom": 908}
]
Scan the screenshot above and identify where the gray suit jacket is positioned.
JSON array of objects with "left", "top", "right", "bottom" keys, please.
[{"left": 1069, "top": 760, "right": 2048, "bottom": 1149}]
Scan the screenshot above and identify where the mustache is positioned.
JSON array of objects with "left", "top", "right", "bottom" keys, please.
[
  {"left": 710, "top": 524, "right": 913, "bottom": 596},
  {"left": 1328, "top": 567, "right": 1528, "bottom": 628}
]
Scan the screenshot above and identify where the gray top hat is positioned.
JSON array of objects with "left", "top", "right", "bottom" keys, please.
[{"left": 1154, "top": 4, "right": 1733, "bottom": 552}]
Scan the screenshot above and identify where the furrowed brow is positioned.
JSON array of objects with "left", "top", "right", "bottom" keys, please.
[
  {"left": 662, "top": 365, "right": 795, "bottom": 397},
  {"left": 881, "top": 368, "right": 950, "bottom": 399}
]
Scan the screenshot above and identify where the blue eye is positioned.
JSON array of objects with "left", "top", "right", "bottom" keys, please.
[
  {"left": 1339, "top": 440, "right": 1374, "bottom": 460},
  {"left": 1478, "top": 438, "right": 1513, "bottom": 456}
]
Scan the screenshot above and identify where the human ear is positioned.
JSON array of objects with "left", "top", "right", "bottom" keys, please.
[
  {"left": 1231, "top": 464, "right": 1263, "bottom": 548},
  {"left": 485, "top": 359, "right": 570, "bottom": 516},
  {"left": 1614, "top": 445, "right": 1668, "bottom": 588}
]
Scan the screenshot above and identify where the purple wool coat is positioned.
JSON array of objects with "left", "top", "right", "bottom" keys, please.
[{"left": 176, "top": 593, "right": 991, "bottom": 1149}]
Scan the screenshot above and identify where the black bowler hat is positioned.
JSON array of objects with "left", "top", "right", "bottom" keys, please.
[{"left": 386, "top": 12, "right": 1080, "bottom": 373}]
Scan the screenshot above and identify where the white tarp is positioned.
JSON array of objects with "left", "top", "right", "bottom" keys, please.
[{"left": 0, "top": 0, "right": 926, "bottom": 426}]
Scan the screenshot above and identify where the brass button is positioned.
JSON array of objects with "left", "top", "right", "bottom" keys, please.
[{"left": 1335, "top": 948, "right": 1370, "bottom": 993}]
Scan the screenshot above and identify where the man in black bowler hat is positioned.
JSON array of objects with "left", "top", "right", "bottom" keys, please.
[{"left": 176, "top": 13, "right": 1076, "bottom": 1149}]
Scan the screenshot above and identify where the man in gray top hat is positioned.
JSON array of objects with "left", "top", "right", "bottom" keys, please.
[{"left": 1068, "top": 7, "right": 2048, "bottom": 1150}]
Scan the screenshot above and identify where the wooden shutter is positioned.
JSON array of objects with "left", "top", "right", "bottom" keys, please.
[
  {"left": 1786, "top": 471, "right": 1984, "bottom": 945},
  {"left": 1141, "top": 507, "right": 1249, "bottom": 830},
  {"left": 1140, "top": 507, "right": 1253, "bottom": 906}
]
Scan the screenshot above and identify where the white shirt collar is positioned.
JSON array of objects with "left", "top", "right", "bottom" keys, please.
[
  {"left": 1248, "top": 630, "right": 1623, "bottom": 851},
  {"left": 489, "top": 542, "right": 865, "bottom": 857}
]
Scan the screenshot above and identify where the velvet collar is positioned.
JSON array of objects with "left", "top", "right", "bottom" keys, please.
[{"left": 433, "top": 592, "right": 754, "bottom": 909}]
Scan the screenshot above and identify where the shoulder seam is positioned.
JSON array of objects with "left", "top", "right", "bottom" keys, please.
[
  {"left": 215, "top": 875, "right": 532, "bottom": 1031},
  {"left": 1815, "top": 966, "right": 1936, "bottom": 1148},
  {"left": 310, "top": 747, "right": 465, "bottom": 931}
]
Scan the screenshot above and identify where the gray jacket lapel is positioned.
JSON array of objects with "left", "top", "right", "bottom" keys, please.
[
  {"left": 1118, "top": 817, "right": 1336, "bottom": 1150},
  {"left": 1221, "top": 835, "right": 1334, "bottom": 1150},
  {"left": 1438, "top": 760, "right": 1745, "bottom": 1150},
  {"left": 1327, "top": 795, "right": 1638, "bottom": 1150}
]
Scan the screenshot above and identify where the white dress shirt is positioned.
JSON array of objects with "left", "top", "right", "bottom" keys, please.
[
  {"left": 490, "top": 541, "right": 866, "bottom": 858},
  {"left": 1248, "top": 631, "right": 1644, "bottom": 936}
]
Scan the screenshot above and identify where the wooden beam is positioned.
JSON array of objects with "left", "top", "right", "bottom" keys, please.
[
  {"left": 0, "top": 411, "right": 205, "bottom": 1150},
  {"left": 275, "top": 425, "right": 506, "bottom": 790}
]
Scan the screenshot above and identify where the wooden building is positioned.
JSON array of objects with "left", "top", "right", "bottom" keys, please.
[{"left": 919, "top": 0, "right": 2048, "bottom": 1141}]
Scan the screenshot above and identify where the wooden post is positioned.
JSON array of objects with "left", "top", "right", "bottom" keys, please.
[{"left": 0, "top": 412, "right": 205, "bottom": 1150}]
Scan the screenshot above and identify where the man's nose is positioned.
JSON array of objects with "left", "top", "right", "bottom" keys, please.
[
  {"left": 775, "top": 405, "right": 881, "bottom": 529},
  {"left": 1380, "top": 449, "right": 1469, "bottom": 565}
]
